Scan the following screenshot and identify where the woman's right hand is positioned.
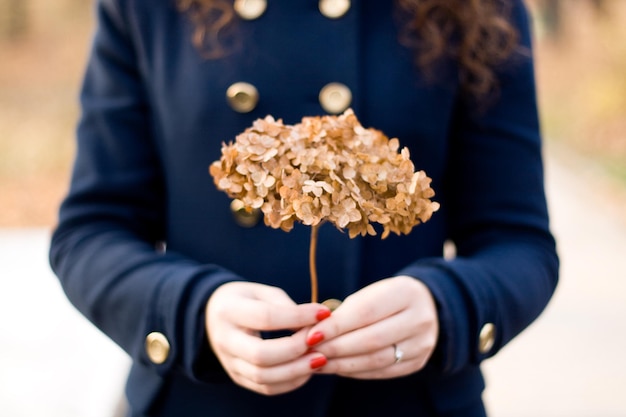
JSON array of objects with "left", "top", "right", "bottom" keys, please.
[{"left": 205, "top": 282, "right": 331, "bottom": 395}]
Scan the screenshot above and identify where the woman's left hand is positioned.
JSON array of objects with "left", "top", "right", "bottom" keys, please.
[{"left": 305, "top": 275, "right": 439, "bottom": 379}]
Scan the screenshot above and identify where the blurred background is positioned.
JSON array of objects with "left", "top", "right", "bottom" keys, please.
[{"left": 0, "top": 0, "right": 625, "bottom": 416}]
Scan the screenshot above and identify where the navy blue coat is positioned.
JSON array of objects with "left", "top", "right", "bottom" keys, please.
[{"left": 50, "top": 0, "right": 559, "bottom": 415}]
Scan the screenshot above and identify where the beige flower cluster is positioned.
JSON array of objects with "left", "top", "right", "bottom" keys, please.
[{"left": 210, "top": 109, "right": 439, "bottom": 239}]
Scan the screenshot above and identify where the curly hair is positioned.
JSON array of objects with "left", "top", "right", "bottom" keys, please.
[{"left": 176, "top": 0, "right": 520, "bottom": 98}]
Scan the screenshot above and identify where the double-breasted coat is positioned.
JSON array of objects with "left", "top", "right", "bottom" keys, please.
[{"left": 49, "top": 0, "right": 559, "bottom": 415}]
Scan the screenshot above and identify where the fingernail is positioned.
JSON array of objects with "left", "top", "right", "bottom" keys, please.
[
  {"left": 315, "top": 309, "right": 331, "bottom": 321},
  {"left": 309, "top": 356, "right": 327, "bottom": 370},
  {"left": 306, "top": 331, "right": 324, "bottom": 347}
]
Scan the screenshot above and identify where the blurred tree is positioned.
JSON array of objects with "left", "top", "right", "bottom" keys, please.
[
  {"left": 0, "top": 0, "right": 28, "bottom": 39},
  {"left": 590, "top": 0, "right": 608, "bottom": 16},
  {"left": 534, "top": 0, "right": 610, "bottom": 40},
  {"left": 538, "top": 0, "right": 562, "bottom": 38}
]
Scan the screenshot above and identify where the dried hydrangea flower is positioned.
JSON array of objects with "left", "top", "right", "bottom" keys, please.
[{"left": 209, "top": 109, "right": 439, "bottom": 302}]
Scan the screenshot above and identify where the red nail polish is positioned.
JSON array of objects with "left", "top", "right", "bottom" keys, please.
[
  {"left": 316, "top": 309, "right": 331, "bottom": 321},
  {"left": 309, "top": 356, "right": 327, "bottom": 370},
  {"left": 306, "top": 331, "right": 324, "bottom": 347}
]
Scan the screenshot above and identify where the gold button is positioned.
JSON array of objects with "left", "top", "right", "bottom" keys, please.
[
  {"left": 321, "top": 298, "right": 342, "bottom": 311},
  {"left": 145, "top": 332, "right": 170, "bottom": 365},
  {"left": 234, "top": 0, "right": 267, "bottom": 20},
  {"left": 226, "top": 82, "right": 259, "bottom": 113},
  {"left": 230, "top": 199, "right": 261, "bottom": 228},
  {"left": 478, "top": 323, "right": 496, "bottom": 354},
  {"left": 319, "top": 82, "right": 352, "bottom": 114},
  {"left": 319, "top": 0, "right": 351, "bottom": 19}
]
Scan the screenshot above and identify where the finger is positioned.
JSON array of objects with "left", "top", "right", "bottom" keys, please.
[
  {"left": 231, "top": 372, "right": 313, "bottom": 396},
  {"left": 236, "top": 375, "right": 311, "bottom": 395},
  {"left": 312, "top": 309, "right": 418, "bottom": 358},
  {"left": 334, "top": 356, "right": 427, "bottom": 380},
  {"left": 229, "top": 351, "right": 327, "bottom": 386},
  {"left": 219, "top": 327, "right": 311, "bottom": 367},
  {"left": 306, "top": 276, "right": 438, "bottom": 349},
  {"left": 318, "top": 337, "right": 436, "bottom": 379},
  {"left": 244, "top": 285, "right": 298, "bottom": 306},
  {"left": 306, "top": 279, "right": 409, "bottom": 344},
  {"left": 209, "top": 286, "right": 330, "bottom": 331},
  {"left": 250, "top": 287, "right": 332, "bottom": 331},
  {"left": 235, "top": 300, "right": 328, "bottom": 330},
  {"left": 315, "top": 344, "right": 394, "bottom": 375}
]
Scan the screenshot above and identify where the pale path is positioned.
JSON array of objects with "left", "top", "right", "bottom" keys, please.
[
  {"left": 0, "top": 229, "right": 130, "bottom": 417},
  {"left": 1, "top": 146, "right": 625, "bottom": 416},
  {"left": 483, "top": 145, "right": 626, "bottom": 416}
]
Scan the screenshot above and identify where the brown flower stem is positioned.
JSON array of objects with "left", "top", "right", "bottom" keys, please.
[{"left": 309, "top": 223, "right": 319, "bottom": 304}]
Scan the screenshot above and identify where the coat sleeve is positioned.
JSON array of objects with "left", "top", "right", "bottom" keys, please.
[
  {"left": 49, "top": 0, "right": 239, "bottom": 381},
  {"left": 398, "top": 0, "right": 559, "bottom": 374}
]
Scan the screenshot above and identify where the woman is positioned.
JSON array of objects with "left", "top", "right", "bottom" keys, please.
[{"left": 50, "top": 0, "right": 559, "bottom": 416}]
